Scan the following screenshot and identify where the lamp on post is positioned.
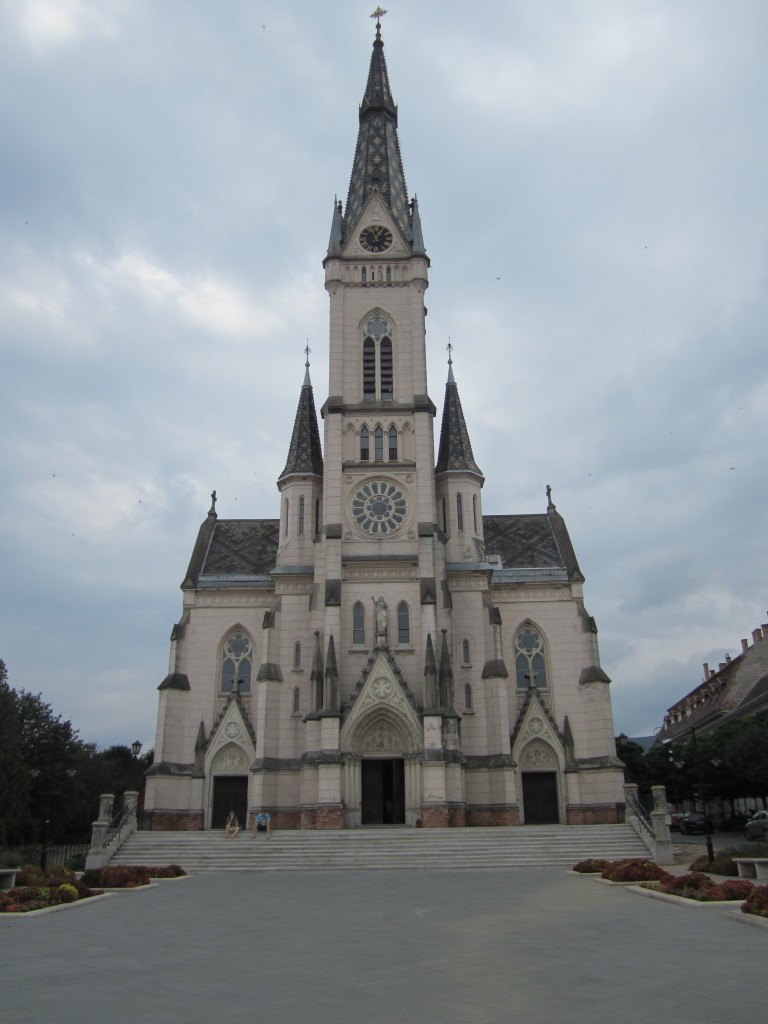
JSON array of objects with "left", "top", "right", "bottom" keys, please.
[{"left": 131, "top": 740, "right": 143, "bottom": 759}]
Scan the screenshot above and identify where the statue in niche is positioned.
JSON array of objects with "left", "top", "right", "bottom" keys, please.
[{"left": 372, "top": 596, "right": 388, "bottom": 645}]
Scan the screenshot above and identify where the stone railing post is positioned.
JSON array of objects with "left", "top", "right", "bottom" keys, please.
[
  {"left": 123, "top": 790, "right": 139, "bottom": 826},
  {"left": 651, "top": 785, "right": 675, "bottom": 865},
  {"left": 85, "top": 792, "right": 115, "bottom": 869}
]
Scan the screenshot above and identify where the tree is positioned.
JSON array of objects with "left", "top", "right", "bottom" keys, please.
[{"left": 0, "top": 661, "right": 30, "bottom": 846}]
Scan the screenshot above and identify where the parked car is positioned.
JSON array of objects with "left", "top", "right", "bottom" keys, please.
[
  {"left": 744, "top": 810, "right": 768, "bottom": 841},
  {"left": 669, "top": 812, "right": 685, "bottom": 831},
  {"left": 679, "top": 811, "right": 710, "bottom": 835}
]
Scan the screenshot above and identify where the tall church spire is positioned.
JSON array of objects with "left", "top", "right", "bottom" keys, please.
[
  {"left": 435, "top": 354, "right": 483, "bottom": 479},
  {"left": 343, "top": 21, "right": 410, "bottom": 241},
  {"left": 278, "top": 355, "right": 323, "bottom": 482}
]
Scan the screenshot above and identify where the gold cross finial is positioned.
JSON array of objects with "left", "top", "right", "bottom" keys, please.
[
  {"left": 446, "top": 338, "right": 453, "bottom": 365},
  {"left": 370, "top": 6, "right": 387, "bottom": 30},
  {"left": 304, "top": 342, "right": 311, "bottom": 367}
]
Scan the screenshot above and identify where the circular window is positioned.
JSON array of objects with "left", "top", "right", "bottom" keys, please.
[{"left": 351, "top": 479, "right": 408, "bottom": 536}]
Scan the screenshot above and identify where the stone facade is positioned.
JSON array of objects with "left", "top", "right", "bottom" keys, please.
[{"left": 144, "top": 23, "right": 625, "bottom": 832}]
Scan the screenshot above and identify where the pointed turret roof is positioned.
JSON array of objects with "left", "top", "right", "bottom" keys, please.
[
  {"left": 435, "top": 358, "right": 483, "bottom": 478},
  {"left": 343, "top": 23, "right": 410, "bottom": 241},
  {"left": 278, "top": 359, "right": 323, "bottom": 482}
]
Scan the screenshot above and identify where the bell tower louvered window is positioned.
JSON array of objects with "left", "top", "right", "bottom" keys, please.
[{"left": 362, "top": 315, "right": 394, "bottom": 401}]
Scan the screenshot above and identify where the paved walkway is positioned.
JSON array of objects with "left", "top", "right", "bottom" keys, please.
[{"left": 1, "top": 868, "right": 765, "bottom": 1024}]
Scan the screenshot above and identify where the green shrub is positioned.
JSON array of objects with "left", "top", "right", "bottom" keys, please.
[
  {"left": 56, "top": 883, "right": 79, "bottom": 904},
  {"left": 17, "top": 864, "right": 76, "bottom": 887},
  {"left": 129, "top": 864, "right": 187, "bottom": 878},
  {"left": 721, "top": 879, "right": 754, "bottom": 900}
]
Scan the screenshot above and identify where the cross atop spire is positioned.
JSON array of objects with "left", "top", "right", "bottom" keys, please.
[{"left": 370, "top": 6, "right": 387, "bottom": 35}]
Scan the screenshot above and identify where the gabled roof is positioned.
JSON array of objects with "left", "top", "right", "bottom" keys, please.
[{"left": 343, "top": 24, "right": 410, "bottom": 242}]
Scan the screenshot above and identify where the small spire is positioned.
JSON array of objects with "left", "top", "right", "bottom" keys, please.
[
  {"left": 424, "top": 633, "right": 439, "bottom": 708},
  {"left": 446, "top": 339, "right": 455, "bottom": 383},
  {"left": 326, "top": 196, "right": 343, "bottom": 257},
  {"left": 279, "top": 359, "right": 324, "bottom": 482},
  {"left": 208, "top": 489, "right": 217, "bottom": 518},
  {"left": 410, "top": 194, "right": 426, "bottom": 254},
  {"left": 303, "top": 343, "right": 311, "bottom": 386},
  {"left": 546, "top": 484, "right": 556, "bottom": 511},
  {"left": 435, "top": 356, "right": 483, "bottom": 478},
  {"left": 438, "top": 629, "right": 454, "bottom": 709}
]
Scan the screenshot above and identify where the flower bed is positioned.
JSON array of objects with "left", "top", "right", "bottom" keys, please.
[
  {"left": 572, "top": 858, "right": 611, "bottom": 874},
  {"left": 601, "top": 859, "right": 673, "bottom": 884},
  {"left": 0, "top": 868, "right": 100, "bottom": 914},
  {"left": 742, "top": 884, "right": 768, "bottom": 918},
  {"left": 651, "top": 872, "right": 754, "bottom": 902}
]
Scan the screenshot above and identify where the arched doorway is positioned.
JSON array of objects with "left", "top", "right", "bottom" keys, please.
[
  {"left": 519, "top": 739, "right": 561, "bottom": 825},
  {"left": 361, "top": 758, "right": 405, "bottom": 824}
]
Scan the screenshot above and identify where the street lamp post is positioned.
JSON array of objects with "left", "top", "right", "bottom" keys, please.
[{"left": 690, "top": 726, "right": 716, "bottom": 864}]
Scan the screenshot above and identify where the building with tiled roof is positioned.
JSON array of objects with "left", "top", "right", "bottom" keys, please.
[
  {"left": 145, "top": 17, "right": 625, "bottom": 831},
  {"left": 656, "top": 620, "right": 768, "bottom": 743}
]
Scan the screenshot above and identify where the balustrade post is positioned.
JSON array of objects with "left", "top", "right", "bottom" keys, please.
[{"left": 85, "top": 792, "right": 115, "bottom": 870}]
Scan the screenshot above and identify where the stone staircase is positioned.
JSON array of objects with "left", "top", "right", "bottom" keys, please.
[{"left": 114, "top": 825, "right": 648, "bottom": 872}]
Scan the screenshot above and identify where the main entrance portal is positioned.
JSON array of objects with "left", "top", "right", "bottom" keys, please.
[
  {"left": 211, "top": 776, "right": 248, "bottom": 829},
  {"left": 361, "top": 759, "right": 405, "bottom": 825},
  {"left": 521, "top": 771, "right": 559, "bottom": 824}
]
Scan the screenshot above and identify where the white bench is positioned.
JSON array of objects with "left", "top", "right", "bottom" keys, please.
[
  {"left": 0, "top": 868, "right": 19, "bottom": 891},
  {"left": 733, "top": 858, "right": 768, "bottom": 881}
]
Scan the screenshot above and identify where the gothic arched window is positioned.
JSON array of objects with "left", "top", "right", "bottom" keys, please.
[
  {"left": 464, "top": 683, "right": 473, "bottom": 710},
  {"left": 457, "top": 494, "right": 464, "bottom": 532},
  {"left": 473, "top": 495, "right": 478, "bottom": 532},
  {"left": 462, "top": 639, "right": 470, "bottom": 665},
  {"left": 361, "top": 314, "right": 394, "bottom": 400},
  {"left": 388, "top": 425, "right": 398, "bottom": 460},
  {"left": 360, "top": 426, "right": 370, "bottom": 461},
  {"left": 220, "top": 630, "right": 253, "bottom": 694},
  {"left": 514, "top": 625, "right": 548, "bottom": 690},
  {"left": 293, "top": 686, "right": 301, "bottom": 714},
  {"left": 298, "top": 497, "right": 305, "bottom": 535},
  {"left": 352, "top": 602, "right": 365, "bottom": 646},
  {"left": 397, "top": 602, "right": 410, "bottom": 645},
  {"left": 293, "top": 642, "right": 302, "bottom": 669},
  {"left": 374, "top": 425, "right": 384, "bottom": 461}
]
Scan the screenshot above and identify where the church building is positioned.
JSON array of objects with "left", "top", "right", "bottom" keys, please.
[{"left": 144, "top": 18, "right": 625, "bottom": 831}]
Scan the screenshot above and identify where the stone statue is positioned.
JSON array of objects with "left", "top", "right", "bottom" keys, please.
[{"left": 372, "top": 596, "right": 388, "bottom": 645}]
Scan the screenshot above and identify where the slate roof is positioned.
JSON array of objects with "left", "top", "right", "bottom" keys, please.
[
  {"left": 343, "top": 24, "right": 410, "bottom": 242},
  {"left": 279, "top": 370, "right": 323, "bottom": 481},
  {"left": 482, "top": 512, "right": 583, "bottom": 582},
  {"left": 435, "top": 376, "right": 483, "bottom": 478},
  {"left": 183, "top": 519, "right": 280, "bottom": 587}
]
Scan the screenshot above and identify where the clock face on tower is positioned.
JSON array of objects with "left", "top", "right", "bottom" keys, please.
[
  {"left": 359, "top": 224, "right": 393, "bottom": 253},
  {"left": 351, "top": 479, "right": 408, "bottom": 535}
]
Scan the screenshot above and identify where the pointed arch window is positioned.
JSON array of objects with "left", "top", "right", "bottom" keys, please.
[
  {"left": 464, "top": 683, "right": 473, "bottom": 711},
  {"left": 293, "top": 642, "right": 302, "bottom": 669},
  {"left": 298, "top": 497, "right": 305, "bottom": 535},
  {"left": 514, "top": 625, "right": 548, "bottom": 690},
  {"left": 315, "top": 499, "right": 321, "bottom": 535},
  {"left": 220, "top": 630, "right": 253, "bottom": 694},
  {"left": 362, "top": 314, "right": 394, "bottom": 400},
  {"left": 457, "top": 494, "right": 464, "bottom": 532},
  {"left": 388, "top": 426, "right": 398, "bottom": 461},
  {"left": 462, "top": 639, "right": 471, "bottom": 665},
  {"left": 360, "top": 426, "right": 370, "bottom": 461},
  {"left": 352, "top": 602, "right": 365, "bottom": 646},
  {"left": 283, "top": 499, "right": 289, "bottom": 538},
  {"left": 397, "top": 601, "right": 410, "bottom": 645},
  {"left": 473, "top": 495, "right": 478, "bottom": 533},
  {"left": 374, "top": 426, "right": 384, "bottom": 461}
]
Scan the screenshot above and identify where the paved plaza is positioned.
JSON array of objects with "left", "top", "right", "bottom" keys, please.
[{"left": 1, "top": 867, "right": 765, "bottom": 1024}]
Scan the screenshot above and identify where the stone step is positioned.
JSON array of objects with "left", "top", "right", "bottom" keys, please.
[{"left": 113, "top": 825, "right": 648, "bottom": 871}]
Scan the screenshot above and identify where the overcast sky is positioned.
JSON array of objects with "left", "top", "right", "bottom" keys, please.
[{"left": 2, "top": 0, "right": 767, "bottom": 751}]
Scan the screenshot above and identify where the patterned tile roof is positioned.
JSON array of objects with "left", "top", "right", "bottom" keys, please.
[
  {"left": 279, "top": 375, "right": 323, "bottom": 481},
  {"left": 435, "top": 380, "right": 483, "bottom": 477},
  {"left": 482, "top": 514, "right": 566, "bottom": 570},
  {"left": 344, "top": 28, "right": 410, "bottom": 241},
  {"left": 198, "top": 520, "right": 279, "bottom": 577}
]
